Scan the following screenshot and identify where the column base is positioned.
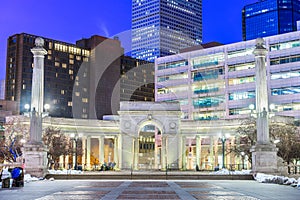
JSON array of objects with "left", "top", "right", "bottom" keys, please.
[
  {"left": 250, "top": 144, "right": 279, "bottom": 174},
  {"left": 23, "top": 143, "right": 48, "bottom": 178}
]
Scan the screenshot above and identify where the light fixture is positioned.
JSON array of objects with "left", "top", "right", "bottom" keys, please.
[
  {"left": 24, "top": 104, "right": 30, "bottom": 110},
  {"left": 44, "top": 104, "right": 50, "bottom": 111},
  {"left": 249, "top": 104, "right": 255, "bottom": 110}
]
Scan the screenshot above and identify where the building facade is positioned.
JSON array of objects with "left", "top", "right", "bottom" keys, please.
[
  {"left": 5, "top": 33, "right": 90, "bottom": 118},
  {"left": 120, "top": 56, "right": 154, "bottom": 102},
  {"left": 5, "top": 33, "right": 155, "bottom": 119},
  {"left": 131, "top": 0, "right": 202, "bottom": 62},
  {"left": 16, "top": 102, "right": 247, "bottom": 171},
  {"left": 155, "top": 31, "right": 300, "bottom": 121},
  {"left": 243, "top": 0, "right": 300, "bottom": 40}
]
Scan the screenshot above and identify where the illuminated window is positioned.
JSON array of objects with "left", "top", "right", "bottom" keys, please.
[
  {"left": 61, "top": 90, "right": 65, "bottom": 95},
  {"left": 69, "top": 70, "right": 73, "bottom": 75},
  {"left": 82, "top": 98, "right": 88, "bottom": 103},
  {"left": 75, "top": 92, "right": 80, "bottom": 96},
  {"left": 62, "top": 63, "right": 67, "bottom": 68},
  {"left": 68, "top": 101, "right": 72, "bottom": 106},
  {"left": 69, "top": 60, "right": 74, "bottom": 64},
  {"left": 55, "top": 62, "right": 60, "bottom": 67}
]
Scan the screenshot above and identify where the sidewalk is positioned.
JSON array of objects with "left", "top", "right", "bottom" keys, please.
[{"left": 0, "top": 179, "right": 299, "bottom": 199}]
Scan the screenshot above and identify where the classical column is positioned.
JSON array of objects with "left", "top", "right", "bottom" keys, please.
[
  {"left": 81, "top": 137, "right": 86, "bottom": 168},
  {"left": 154, "top": 136, "right": 158, "bottom": 169},
  {"left": 230, "top": 137, "right": 235, "bottom": 167},
  {"left": 99, "top": 136, "right": 104, "bottom": 164},
  {"left": 196, "top": 135, "right": 202, "bottom": 169},
  {"left": 214, "top": 138, "right": 218, "bottom": 167},
  {"left": 209, "top": 136, "right": 214, "bottom": 170},
  {"left": 134, "top": 137, "right": 139, "bottom": 170},
  {"left": 86, "top": 136, "right": 91, "bottom": 169},
  {"left": 113, "top": 136, "right": 118, "bottom": 166},
  {"left": 72, "top": 140, "right": 76, "bottom": 168},
  {"left": 181, "top": 136, "right": 186, "bottom": 170},
  {"left": 161, "top": 135, "right": 166, "bottom": 170},
  {"left": 65, "top": 155, "right": 69, "bottom": 169},
  {"left": 251, "top": 38, "right": 279, "bottom": 174},
  {"left": 59, "top": 155, "right": 64, "bottom": 169}
]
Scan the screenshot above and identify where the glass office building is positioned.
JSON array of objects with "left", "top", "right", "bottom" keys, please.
[
  {"left": 155, "top": 31, "right": 300, "bottom": 121},
  {"left": 132, "top": 0, "right": 202, "bottom": 62},
  {"left": 242, "top": 0, "right": 300, "bottom": 40}
]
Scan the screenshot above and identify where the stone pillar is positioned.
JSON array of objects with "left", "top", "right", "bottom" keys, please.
[
  {"left": 214, "top": 138, "right": 219, "bottom": 167},
  {"left": 181, "top": 136, "right": 186, "bottom": 170},
  {"left": 161, "top": 136, "right": 166, "bottom": 170},
  {"left": 23, "top": 38, "right": 48, "bottom": 177},
  {"left": 166, "top": 134, "right": 179, "bottom": 170},
  {"left": 72, "top": 140, "right": 76, "bottom": 168},
  {"left": 134, "top": 137, "right": 139, "bottom": 170},
  {"left": 113, "top": 136, "right": 118, "bottom": 167},
  {"left": 209, "top": 136, "right": 214, "bottom": 170},
  {"left": 251, "top": 38, "right": 278, "bottom": 174},
  {"left": 59, "top": 155, "right": 64, "bottom": 169},
  {"left": 154, "top": 136, "right": 159, "bottom": 169},
  {"left": 86, "top": 136, "right": 91, "bottom": 169},
  {"left": 65, "top": 155, "right": 69, "bottom": 169},
  {"left": 99, "top": 136, "right": 104, "bottom": 164},
  {"left": 196, "top": 135, "right": 201, "bottom": 168},
  {"left": 81, "top": 137, "right": 86, "bottom": 168}
]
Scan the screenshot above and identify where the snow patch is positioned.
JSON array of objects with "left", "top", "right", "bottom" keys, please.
[{"left": 48, "top": 169, "right": 83, "bottom": 175}]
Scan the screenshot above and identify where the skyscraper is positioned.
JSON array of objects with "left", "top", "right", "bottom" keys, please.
[
  {"left": 132, "top": 0, "right": 202, "bottom": 62},
  {"left": 242, "top": 0, "right": 300, "bottom": 40}
]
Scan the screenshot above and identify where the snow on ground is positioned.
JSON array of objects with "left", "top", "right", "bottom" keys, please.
[
  {"left": 210, "top": 169, "right": 300, "bottom": 188},
  {"left": 254, "top": 173, "right": 300, "bottom": 188},
  {"left": 47, "top": 169, "right": 83, "bottom": 175},
  {"left": 210, "top": 168, "right": 252, "bottom": 175}
]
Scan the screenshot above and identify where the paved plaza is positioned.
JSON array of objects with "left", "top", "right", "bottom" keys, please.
[{"left": 0, "top": 179, "right": 299, "bottom": 200}]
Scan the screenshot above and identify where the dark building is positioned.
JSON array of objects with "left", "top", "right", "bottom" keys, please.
[
  {"left": 6, "top": 33, "right": 90, "bottom": 118},
  {"left": 5, "top": 33, "right": 154, "bottom": 119},
  {"left": 242, "top": 0, "right": 300, "bottom": 40},
  {"left": 120, "top": 56, "right": 154, "bottom": 102}
]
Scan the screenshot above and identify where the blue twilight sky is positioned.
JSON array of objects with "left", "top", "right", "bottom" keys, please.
[{"left": 0, "top": 0, "right": 258, "bottom": 80}]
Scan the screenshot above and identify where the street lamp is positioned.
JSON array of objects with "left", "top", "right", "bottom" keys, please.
[
  {"left": 24, "top": 103, "right": 50, "bottom": 118},
  {"left": 70, "top": 133, "right": 81, "bottom": 170},
  {"left": 220, "top": 134, "right": 230, "bottom": 169}
]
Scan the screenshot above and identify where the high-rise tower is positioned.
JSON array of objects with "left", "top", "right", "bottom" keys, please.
[
  {"left": 242, "top": 0, "right": 300, "bottom": 40},
  {"left": 132, "top": 0, "right": 202, "bottom": 62}
]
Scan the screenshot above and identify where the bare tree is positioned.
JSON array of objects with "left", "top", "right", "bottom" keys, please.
[
  {"left": 229, "top": 117, "right": 256, "bottom": 164},
  {"left": 42, "top": 127, "right": 71, "bottom": 169},
  {"left": 230, "top": 116, "right": 300, "bottom": 166},
  {"left": 0, "top": 116, "right": 28, "bottom": 163},
  {"left": 270, "top": 121, "right": 300, "bottom": 166}
]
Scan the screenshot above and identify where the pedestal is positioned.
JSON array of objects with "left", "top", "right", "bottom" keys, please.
[
  {"left": 251, "top": 144, "right": 278, "bottom": 174},
  {"left": 23, "top": 143, "right": 48, "bottom": 178}
]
